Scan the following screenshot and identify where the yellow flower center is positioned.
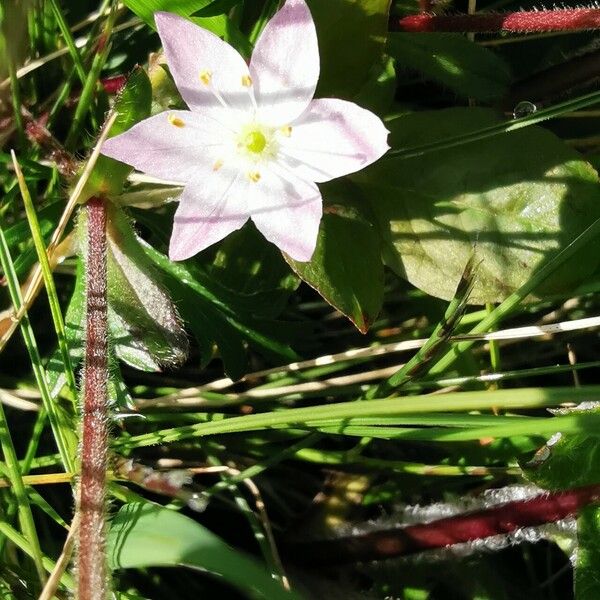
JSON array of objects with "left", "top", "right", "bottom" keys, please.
[{"left": 244, "top": 130, "right": 267, "bottom": 154}]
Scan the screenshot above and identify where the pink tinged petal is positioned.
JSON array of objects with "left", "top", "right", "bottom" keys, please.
[
  {"left": 101, "top": 110, "right": 229, "bottom": 183},
  {"left": 279, "top": 98, "right": 390, "bottom": 183},
  {"left": 154, "top": 12, "right": 254, "bottom": 122},
  {"left": 169, "top": 162, "right": 249, "bottom": 261},
  {"left": 248, "top": 167, "right": 322, "bottom": 262},
  {"left": 250, "top": 0, "right": 319, "bottom": 126}
]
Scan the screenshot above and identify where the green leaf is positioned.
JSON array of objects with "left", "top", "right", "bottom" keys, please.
[
  {"left": 202, "top": 224, "right": 299, "bottom": 319},
  {"left": 191, "top": 0, "right": 241, "bottom": 17},
  {"left": 576, "top": 505, "right": 600, "bottom": 600},
  {"left": 286, "top": 182, "right": 384, "bottom": 333},
  {"left": 121, "top": 0, "right": 221, "bottom": 30},
  {"left": 105, "top": 204, "right": 189, "bottom": 371},
  {"left": 82, "top": 67, "right": 152, "bottom": 201},
  {"left": 357, "top": 107, "right": 600, "bottom": 304},
  {"left": 143, "top": 244, "right": 299, "bottom": 379},
  {"left": 523, "top": 404, "right": 600, "bottom": 491},
  {"left": 56, "top": 204, "right": 188, "bottom": 376},
  {"left": 120, "top": 0, "right": 250, "bottom": 54},
  {"left": 353, "top": 55, "right": 396, "bottom": 115},
  {"left": 306, "top": 0, "right": 391, "bottom": 98},
  {"left": 388, "top": 33, "right": 511, "bottom": 102},
  {"left": 107, "top": 502, "right": 300, "bottom": 600}
]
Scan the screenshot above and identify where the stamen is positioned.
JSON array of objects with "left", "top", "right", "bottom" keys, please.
[
  {"left": 168, "top": 114, "right": 185, "bottom": 128},
  {"left": 199, "top": 70, "right": 213, "bottom": 86},
  {"left": 248, "top": 171, "right": 261, "bottom": 183},
  {"left": 280, "top": 125, "right": 292, "bottom": 137},
  {"left": 241, "top": 74, "right": 257, "bottom": 111},
  {"left": 213, "top": 159, "right": 224, "bottom": 171}
]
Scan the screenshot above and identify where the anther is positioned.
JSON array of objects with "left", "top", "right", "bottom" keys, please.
[
  {"left": 199, "top": 69, "right": 213, "bottom": 85},
  {"left": 248, "top": 171, "right": 261, "bottom": 183},
  {"left": 241, "top": 75, "right": 253, "bottom": 87},
  {"left": 168, "top": 114, "right": 185, "bottom": 128},
  {"left": 280, "top": 125, "right": 292, "bottom": 137},
  {"left": 213, "top": 159, "right": 224, "bottom": 171}
]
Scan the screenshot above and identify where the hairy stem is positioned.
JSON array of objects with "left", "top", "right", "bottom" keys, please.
[
  {"left": 77, "top": 197, "right": 109, "bottom": 600},
  {"left": 285, "top": 484, "right": 600, "bottom": 565},
  {"left": 394, "top": 9, "right": 600, "bottom": 33}
]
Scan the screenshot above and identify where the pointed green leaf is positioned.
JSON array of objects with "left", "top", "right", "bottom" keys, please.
[
  {"left": 108, "top": 502, "right": 300, "bottom": 599},
  {"left": 388, "top": 33, "right": 511, "bottom": 102},
  {"left": 105, "top": 204, "right": 189, "bottom": 371},
  {"left": 306, "top": 0, "right": 391, "bottom": 98},
  {"left": 286, "top": 182, "right": 384, "bottom": 333}
]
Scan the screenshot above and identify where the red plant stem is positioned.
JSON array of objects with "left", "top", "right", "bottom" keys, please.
[
  {"left": 394, "top": 9, "right": 600, "bottom": 33},
  {"left": 101, "top": 75, "right": 127, "bottom": 95},
  {"left": 77, "top": 197, "right": 109, "bottom": 600},
  {"left": 285, "top": 484, "right": 600, "bottom": 565}
]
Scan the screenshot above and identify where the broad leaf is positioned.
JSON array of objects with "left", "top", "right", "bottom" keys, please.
[
  {"left": 108, "top": 502, "right": 300, "bottom": 599},
  {"left": 120, "top": 0, "right": 251, "bottom": 54},
  {"left": 203, "top": 224, "right": 300, "bottom": 319},
  {"left": 120, "top": 0, "right": 224, "bottom": 31},
  {"left": 576, "top": 505, "right": 600, "bottom": 600},
  {"left": 143, "top": 243, "right": 299, "bottom": 379},
  {"left": 353, "top": 55, "right": 396, "bottom": 114},
  {"left": 388, "top": 33, "right": 511, "bottom": 102},
  {"left": 523, "top": 405, "right": 600, "bottom": 491},
  {"left": 307, "top": 0, "right": 391, "bottom": 98},
  {"left": 287, "top": 183, "right": 384, "bottom": 333},
  {"left": 357, "top": 108, "right": 600, "bottom": 304},
  {"left": 191, "top": 0, "right": 242, "bottom": 17},
  {"left": 55, "top": 203, "right": 188, "bottom": 377}
]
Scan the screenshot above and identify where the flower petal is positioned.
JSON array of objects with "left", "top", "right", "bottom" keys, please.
[
  {"left": 169, "top": 163, "right": 249, "bottom": 261},
  {"left": 279, "top": 98, "right": 390, "bottom": 183},
  {"left": 250, "top": 0, "right": 319, "bottom": 126},
  {"left": 101, "top": 110, "right": 230, "bottom": 183},
  {"left": 248, "top": 166, "right": 322, "bottom": 261},
  {"left": 155, "top": 12, "right": 254, "bottom": 123}
]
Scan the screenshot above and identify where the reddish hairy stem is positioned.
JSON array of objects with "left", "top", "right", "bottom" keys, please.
[
  {"left": 285, "top": 484, "right": 600, "bottom": 565},
  {"left": 77, "top": 197, "right": 109, "bottom": 600},
  {"left": 394, "top": 9, "right": 600, "bottom": 33}
]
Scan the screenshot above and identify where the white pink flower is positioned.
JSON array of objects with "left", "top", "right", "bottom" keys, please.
[{"left": 101, "top": 0, "right": 389, "bottom": 261}]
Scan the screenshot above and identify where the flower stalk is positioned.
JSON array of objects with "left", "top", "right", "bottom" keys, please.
[
  {"left": 285, "top": 484, "right": 600, "bottom": 565},
  {"left": 77, "top": 196, "right": 109, "bottom": 600},
  {"left": 394, "top": 8, "right": 600, "bottom": 33}
]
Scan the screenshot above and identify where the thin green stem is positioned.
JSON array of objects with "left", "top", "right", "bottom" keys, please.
[
  {"left": 65, "top": 9, "right": 116, "bottom": 149},
  {"left": 116, "top": 385, "right": 600, "bottom": 449},
  {"left": 0, "top": 522, "right": 74, "bottom": 591},
  {"left": 295, "top": 448, "right": 521, "bottom": 477},
  {"left": 0, "top": 224, "right": 77, "bottom": 473},
  {"left": 0, "top": 407, "right": 47, "bottom": 557},
  {"left": 0, "top": 401, "right": 46, "bottom": 585},
  {"left": 485, "top": 302, "right": 501, "bottom": 379},
  {"left": 49, "top": 0, "right": 86, "bottom": 84},
  {"left": 371, "top": 260, "right": 474, "bottom": 397},
  {"left": 204, "top": 450, "right": 288, "bottom": 589},
  {"left": 12, "top": 152, "right": 78, "bottom": 401},
  {"left": 7, "top": 55, "right": 25, "bottom": 147},
  {"left": 386, "top": 89, "right": 600, "bottom": 159}
]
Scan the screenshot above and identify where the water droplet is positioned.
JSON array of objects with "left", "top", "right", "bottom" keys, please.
[
  {"left": 187, "top": 492, "right": 209, "bottom": 513},
  {"left": 513, "top": 101, "right": 537, "bottom": 119}
]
